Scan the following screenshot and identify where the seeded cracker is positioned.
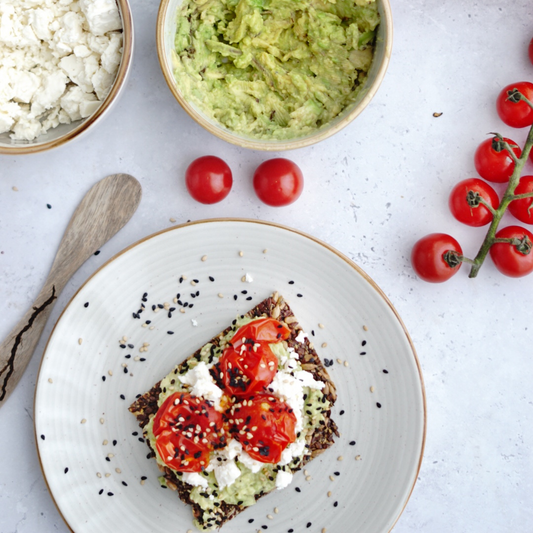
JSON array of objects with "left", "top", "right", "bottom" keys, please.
[{"left": 129, "top": 293, "right": 338, "bottom": 530}]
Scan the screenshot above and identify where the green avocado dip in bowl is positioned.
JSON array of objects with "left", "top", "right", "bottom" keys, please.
[{"left": 157, "top": 0, "right": 392, "bottom": 150}]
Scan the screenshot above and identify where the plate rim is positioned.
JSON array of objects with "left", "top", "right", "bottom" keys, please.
[{"left": 33, "top": 217, "right": 427, "bottom": 533}]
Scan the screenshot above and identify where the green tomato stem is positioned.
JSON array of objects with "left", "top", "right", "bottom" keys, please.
[{"left": 468, "top": 112, "right": 533, "bottom": 278}]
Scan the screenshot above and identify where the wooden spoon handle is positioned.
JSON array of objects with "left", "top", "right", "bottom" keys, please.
[
  {"left": 0, "top": 173, "right": 142, "bottom": 406},
  {"left": 0, "top": 281, "right": 57, "bottom": 403}
]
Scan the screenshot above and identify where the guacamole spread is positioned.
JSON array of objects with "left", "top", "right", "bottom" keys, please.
[{"left": 172, "top": 0, "right": 380, "bottom": 139}]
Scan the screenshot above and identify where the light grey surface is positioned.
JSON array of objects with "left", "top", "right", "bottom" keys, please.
[{"left": 1, "top": 1, "right": 532, "bottom": 532}]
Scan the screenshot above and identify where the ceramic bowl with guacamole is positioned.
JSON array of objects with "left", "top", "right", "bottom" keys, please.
[{"left": 157, "top": 0, "right": 392, "bottom": 151}]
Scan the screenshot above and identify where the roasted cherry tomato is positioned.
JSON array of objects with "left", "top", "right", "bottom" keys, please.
[
  {"left": 411, "top": 233, "right": 463, "bottom": 283},
  {"left": 474, "top": 136, "right": 521, "bottom": 183},
  {"left": 153, "top": 392, "right": 226, "bottom": 472},
  {"left": 253, "top": 158, "right": 304, "bottom": 207},
  {"left": 490, "top": 226, "right": 533, "bottom": 277},
  {"left": 509, "top": 176, "right": 533, "bottom": 225},
  {"left": 227, "top": 394, "right": 297, "bottom": 463},
  {"left": 185, "top": 155, "right": 233, "bottom": 204},
  {"left": 496, "top": 82, "right": 533, "bottom": 128},
  {"left": 217, "top": 318, "right": 290, "bottom": 397},
  {"left": 448, "top": 178, "right": 499, "bottom": 227}
]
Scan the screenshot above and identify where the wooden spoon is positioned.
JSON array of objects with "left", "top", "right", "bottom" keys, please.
[{"left": 0, "top": 173, "right": 142, "bottom": 407}]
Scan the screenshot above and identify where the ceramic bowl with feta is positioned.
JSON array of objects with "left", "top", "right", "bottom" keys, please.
[
  {"left": 0, "top": 0, "right": 133, "bottom": 155},
  {"left": 156, "top": 0, "right": 392, "bottom": 151}
]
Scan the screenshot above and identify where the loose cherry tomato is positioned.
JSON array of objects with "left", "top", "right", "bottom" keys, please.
[
  {"left": 496, "top": 82, "right": 533, "bottom": 128},
  {"left": 217, "top": 318, "right": 290, "bottom": 396},
  {"left": 253, "top": 158, "right": 303, "bottom": 207},
  {"left": 529, "top": 38, "right": 533, "bottom": 65},
  {"left": 448, "top": 178, "right": 499, "bottom": 227},
  {"left": 411, "top": 233, "right": 463, "bottom": 283},
  {"left": 490, "top": 226, "right": 533, "bottom": 277},
  {"left": 474, "top": 136, "right": 521, "bottom": 183},
  {"left": 153, "top": 392, "right": 226, "bottom": 472},
  {"left": 185, "top": 155, "right": 232, "bottom": 204},
  {"left": 509, "top": 176, "right": 533, "bottom": 224},
  {"left": 227, "top": 394, "right": 296, "bottom": 463}
]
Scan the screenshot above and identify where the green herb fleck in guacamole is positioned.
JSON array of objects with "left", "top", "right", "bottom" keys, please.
[{"left": 172, "top": 0, "right": 380, "bottom": 140}]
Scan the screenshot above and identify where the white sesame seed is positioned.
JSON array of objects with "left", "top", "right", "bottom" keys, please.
[
  {"left": 363, "top": 325, "right": 368, "bottom": 331},
  {"left": 107, "top": 453, "right": 114, "bottom": 459},
  {"left": 336, "top": 358, "right": 342, "bottom": 364},
  {"left": 103, "top": 439, "right": 108, "bottom": 445},
  {"left": 306, "top": 475, "right": 312, "bottom": 481},
  {"left": 181, "top": 274, "right": 187, "bottom": 280},
  {"left": 170, "top": 218, "right": 176, "bottom": 223},
  {"left": 355, "top": 455, "right": 361, "bottom": 461},
  {"left": 78, "top": 338, "right": 83, "bottom": 345},
  {"left": 108, "top": 370, "right": 113, "bottom": 376},
  {"left": 263, "top": 249, "right": 268, "bottom": 253},
  {"left": 122, "top": 363, "right": 127, "bottom": 367},
  {"left": 173, "top": 297, "right": 178, "bottom": 303},
  {"left": 96, "top": 472, "right": 102, "bottom": 478},
  {"left": 322, "top": 528, "right": 327, "bottom": 533},
  {"left": 327, "top": 491, "right": 332, "bottom": 497},
  {"left": 337, "top": 456, "right": 344, "bottom": 461},
  {"left": 370, "top": 386, "right": 375, "bottom": 393},
  {"left": 12, "top": 186, "right": 18, "bottom": 191},
  {"left": 100, "top": 418, "right": 105, "bottom": 424},
  {"left": 274, "top": 507, "right": 279, "bottom": 514},
  {"left": 142, "top": 323, "right": 147, "bottom": 328},
  {"left": 304, "top": 469, "right": 309, "bottom": 476},
  {"left": 134, "top": 356, "right": 140, "bottom": 361},
  {"left": 149, "top": 326, "right": 155, "bottom": 330},
  {"left": 218, "top": 293, "right": 224, "bottom": 298},
  {"left": 81, "top": 418, "right": 87, "bottom": 424},
  {"left": 318, "top": 323, "right": 325, "bottom": 329},
  {"left": 201, "top": 255, "right": 207, "bottom": 261},
  {"left": 321, "top": 342, "right": 327, "bottom": 348},
  {"left": 267, "top": 514, "right": 274, "bottom": 520},
  {"left": 344, "top": 361, "right": 350, "bottom": 367},
  {"left": 48, "top": 378, "right": 53, "bottom": 383},
  {"left": 140, "top": 479, "right": 145, "bottom": 485},
  {"left": 180, "top": 308, "right": 186, "bottom": 314},
  {"left": 105, "top": 473, "right": 111, "bottom": 478},
  {"left": 115, "top": 468, "right": 121, "bottom": 474},
  {"left": 329, "top": 475, "right": 335, "bottom": 481},
  {"left": 239, "top": 251, "right": 244, "bottom": 257}
]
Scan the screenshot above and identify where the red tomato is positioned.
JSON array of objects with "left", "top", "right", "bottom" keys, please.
[
  {"left": 218, "top": 318, "right": 290, "bottom": 396},
  {"left": 185, "top": 156, "right": 232, "bottom": 204},
  {"left": 448, "top": 178, "right": 499, "bottom": 227},
  {"left": 496, "top": 82, "right": 533, "bottom": 128},
  {"left": 227, "top": 394, "right": 297, "bottom": 463},
  {"left": 509, "top": 176, "right": 533, "bottom": 224},
  {"left": 490, "top": 226, "right": 533, "bottom": 277},
  {"left": 474, "top": 136, "right": 521, "bottom": 183},
  {"left": 529, "top": 38, "right": 533, "bottom": 65},
  {"left": 153, "top": 392, "right": 226, "bottom": 472},
  {"left": 411, "top": 233, "right": 463, "bottom": 283},
  {"left": 253, "top": 158, "right": 303, "bottom": 207}
]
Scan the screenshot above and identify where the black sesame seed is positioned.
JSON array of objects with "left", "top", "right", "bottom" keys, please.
[
  {"left": 248, "top": 519, "right": 254, "bottom": 523},
  {"left": 377, "top": 402, "right": 382, "bottom": 408},
  {"left": 261, "top": 526, "right": 268, "bottom": 530},
  {"left": 288, "top": 280, "right": 295, "bottom": 284},
  {"left": 360, "top": 351, "right": 366, "bottom": 355},
  {"left": 140, "top": 358, "right": 146, "bottom": 362},
  {"left": 297, "top": 293, "right": 303, "bottom": 297},
  {"left": 83, "top": 302, "right": 89, "bottom": 308},
  {"left": 122, "top": 481, "right": 128, "bottom": 486},
  {"left": 64, "top": 467, "right": 68, "bottom": 474},
  {"left": 339, "top": 410, "right": 345, "bottom": 415},
  {"left": 209, "top": 276, "right": 215, "bottom": 282},
  {"left": 349, "top": 440, "right": 356, "bottom": 446},
  {"left": 123, "top": 367, "right": 128, "bottom": 374},
  {"left": 46, "top": 203, "right": 52, "bottom": 209},
  {"left": 334, "top": 501, "right": 338, "bottom": 507},
  {"left": 107, "top": 492, "right": 114, "bottom": 496},
  {"left": 334, "top": 471, "right": 340, "bottom": 476},
  {"left": 125, "top": 354, "right": 131, "bottom": 359},
  {"left": 233, "top": 295, "right": 238, "bottom": 300},
  {"left": 246, "top": 296, "right": 252, "bottom": 300},
  {"left": 138, "top": 437, "right": 145, "bottom": 443},
  {"left": 306, "top": 523, "right": 312, "bottom": 528},
  {"left": 119, "top": 344, "right": 126, "bottom": 348},
  {"left": 94, "top": 250, "right": 100, "bottom": 256},
  {"left": 102, "top": 375, "right": 106, "bottom": 382},
  {"left": 362, "top": 340, "right": 367, "bottom": 346},
  {"left": 295, "top": 487, "right": 301, "bottom": 492},
  {"left": 105, "top": 457, "right": 110, "bottom": 462},
  {"left": 141, "top": 476, "right": 147, "bottom": 480},
  {"left": 98, "top": 489, "right": 103, "bottom": 495},
  {"left": 383, "top": 369, "right": 389, "bottom": 374},
  {"left": 120, "top": 394, "right": 125, "bottom": 400},
  {"left": 113, "top": 440, "right": 117, "bottom": 446},
  {"left": 288, "top": 530, "right": 294, "bottom": 533},
  {"left": 132, "top": 431, "right": 138, "bottom": 436}
]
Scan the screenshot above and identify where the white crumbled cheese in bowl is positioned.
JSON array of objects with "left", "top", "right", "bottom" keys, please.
[{"left": 0, "top": 0, "right": 123, "bottom": 141}]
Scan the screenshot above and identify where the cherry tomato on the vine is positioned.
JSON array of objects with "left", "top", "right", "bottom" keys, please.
[
  {"left": 448, "top": 178, "right": 499, "bottom": 227},
  {"left": 253, "top": 158, "right": 304, "bottom": 207},
  {"left": 185, "top": 155, "right": 233, "bottom": 204},
  {"left": 496, "top": 81, "right": 533, "bottom": 128},
  {"left": 474, "top": 136, "right": 521, "bottom": 183},
  {"left": 508, "top": 176, "right": 533, "bottom": 224},
  {"left": 411, "top": 233, "right": 463, "bottom": 283},
  {"left": 490, "top": 226, "right": 533, "bottom": 277}
]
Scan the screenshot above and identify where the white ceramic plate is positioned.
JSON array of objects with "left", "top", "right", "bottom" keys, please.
[{"left": 35, "top": 219, "right": 425, "bottom": 533}]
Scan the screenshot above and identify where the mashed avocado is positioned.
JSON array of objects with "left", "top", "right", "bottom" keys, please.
[{"left": 172, "top": 0, "right": 380, "bottom": 140}]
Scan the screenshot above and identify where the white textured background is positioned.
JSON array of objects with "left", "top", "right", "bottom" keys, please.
[{"left": 1, "top": 0, "right": 533, "bottom": 532}]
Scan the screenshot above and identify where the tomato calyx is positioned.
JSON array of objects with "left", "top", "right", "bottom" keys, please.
[
  {"left": 495, "top": 234, "right": 533, "bottom": 255},
  {"left": 443, "top": 250, "right": 463, "bottom": 268},
  {"left": 489, "top": 133, "right": 519, "bottom": 155}
]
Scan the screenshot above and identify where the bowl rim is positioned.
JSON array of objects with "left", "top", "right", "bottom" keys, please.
[
  {"left": 156, "top": 0, "right": 393, "bottom": 151},
  {"left": 0, "top": 0, "right": 134, "bottom": 156}
]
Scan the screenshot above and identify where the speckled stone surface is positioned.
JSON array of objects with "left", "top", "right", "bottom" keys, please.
[{"left": 1, "top": 1, "right": 533, "bottom": 531}]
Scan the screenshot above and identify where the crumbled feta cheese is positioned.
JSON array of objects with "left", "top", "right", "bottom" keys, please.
[
  {"left": 275, "top": 469, "right": 293, "bottom": 490},
  {"left": 295, "top": 330, "right": 308, "bottom": 343},
  {"left": 0, "top": 0, "right": 123, "bottom": 140},
  {"left": 181, "top": 471, "right": 209, "bottom": 489},
  {"left": 191, "top": 319, "right": 198, "bottom": 327},
  {"left": 214, "top": 460, "right": 241, "bottom": 490},
  {"left": 244, "top": 272, "right": 253, "bottom": 282},
  {"left": 178, "top": 361, "right": 223, "bottom": 408},
  {"left": 278, "top": 438, "right": 306, "bottom": 466},
  {"left": 237, "top": 449, "right": 264, "bottom": 474}
]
